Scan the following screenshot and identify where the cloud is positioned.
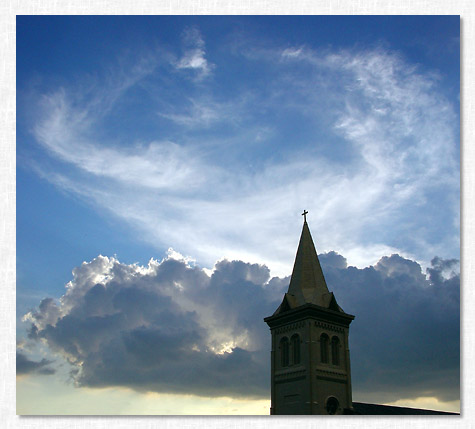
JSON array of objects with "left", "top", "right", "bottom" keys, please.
[
  {"left": 176, "top": 27, "right": 213, "bottom": 78},
  {"left": 281, "top": 47, "right": 303, "bottom": 58},
  {"left": 22, "top": 251, "right": 459, "bottom": 403},
  {"left": 158, "top": 98, "right": 227, "bottom": 128},
  {"left": 22, "top": 42, "right": 459, "bottom": 275},
  {"left": 33, "top": 93, "right": 205, "bottom": 192},
  {"left": 16, "top": 351, "right": 56, "bottom": 375},
  {"left": 324, "top": 253, "right": 460, "bottom": 403},
  {"left": 23, "top": 253, "right": 283, "bottom": 398}
]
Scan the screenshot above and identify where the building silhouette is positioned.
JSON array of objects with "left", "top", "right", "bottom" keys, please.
[{"left": 264, "top": 212, "right": 457, "bottom": 415}]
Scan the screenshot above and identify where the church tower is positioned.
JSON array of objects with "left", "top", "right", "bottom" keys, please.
[{"left": 264, "top": 212, "right": 355, "bottom": 415}]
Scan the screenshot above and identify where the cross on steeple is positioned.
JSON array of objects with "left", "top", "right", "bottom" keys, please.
[{"left": 302, "top": 210, "right": 308, "bottom": 223}]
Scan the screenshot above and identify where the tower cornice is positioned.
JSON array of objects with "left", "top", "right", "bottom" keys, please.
[{"left": 264, "top": 302, "right": 354, "bottom": 329}]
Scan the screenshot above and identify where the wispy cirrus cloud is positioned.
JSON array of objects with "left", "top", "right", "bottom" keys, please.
[
  {"left": 281, "top": 46, "right": 304, "bottom": 58},
  {"left": 22, "top": 40, "right": 459, "bottom": 274},
  {"left": 158, "top": 98, "right": 227, "bottom": 128},
  {"left": 175, "top": 27, "right": 214, "bottom": 79},
  {"left": 33, "top": 91, "right": 211, "bottom": 192}
]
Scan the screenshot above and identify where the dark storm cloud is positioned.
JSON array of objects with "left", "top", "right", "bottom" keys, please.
[
  {"left": 16, "top": 351, "right": 55, "bottom": 375},
  {"left": 23, "top": 255, "right": 282, "bottom": 398},
  {"left": 22, "top": 252, "right": 459, "bottom": 403},
  {"left": 321, "top": 254, "right": 460, "bottom": 403}
]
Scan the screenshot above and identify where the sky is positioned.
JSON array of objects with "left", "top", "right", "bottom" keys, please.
[{"left": 16, "top": 15, "right": 460, "bottom": 414}]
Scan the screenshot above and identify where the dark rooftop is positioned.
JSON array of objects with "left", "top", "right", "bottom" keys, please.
[{"left": 347, "top": 402, "right": 459, "bottom": 415}]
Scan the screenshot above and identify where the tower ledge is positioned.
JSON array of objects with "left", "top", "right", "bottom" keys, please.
[{"left": 264, "top": 302, "right": 354, "bottom": 329}]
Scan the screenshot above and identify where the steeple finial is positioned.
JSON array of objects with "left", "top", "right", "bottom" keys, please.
[{"left": 302, "top": 210, "right": 308, "bottom": 223}]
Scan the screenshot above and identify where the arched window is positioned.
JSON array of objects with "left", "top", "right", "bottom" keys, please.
[
  {"left": 280, "top": 337, "right": 289, "bottom": 367},
  {"left": 291, "top": 334, "right": 300, "bottom": 365},
  {"left": 320, "top": 333, "right": 329, "bottom": 363},
  {"left": 326, "top": 396, "right": 340, "bottom": 415},
  {"left": 331, "top": 336, "right": 340, "bottom": 366}
]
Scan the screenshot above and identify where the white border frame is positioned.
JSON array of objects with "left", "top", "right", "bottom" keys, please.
[{"left": 3, "top": 2, "right": 472, "bottom": 428}]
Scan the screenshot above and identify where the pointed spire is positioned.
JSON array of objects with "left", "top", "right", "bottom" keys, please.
[{"left": 287, "top": 214, "right": 333, "bottom": 308}]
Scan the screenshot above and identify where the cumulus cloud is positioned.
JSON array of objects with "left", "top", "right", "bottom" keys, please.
[
  {"left": 21, "top": 251, "right": 459, "bottom": 403},
  {"left": 22, "top": 253, "right": 283, "bottom": 397},
  {"left": 324, "top": 253, "right": 460, "bottom": 403}
]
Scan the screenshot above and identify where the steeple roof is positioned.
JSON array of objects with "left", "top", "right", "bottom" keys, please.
[{"left": 272, "top": 217, "right": 344, "bottom": 315}]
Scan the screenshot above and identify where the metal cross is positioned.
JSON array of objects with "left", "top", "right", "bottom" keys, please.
[{"left": 302, "top": 210, "right": 308, "bottom": 222}]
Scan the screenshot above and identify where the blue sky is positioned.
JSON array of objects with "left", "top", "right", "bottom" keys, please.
[{"left": 17, "top": 15, "right": 460, "bottom": 414}]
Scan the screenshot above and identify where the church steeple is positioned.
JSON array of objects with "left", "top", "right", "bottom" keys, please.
[
  {"left": 264, "top": 212, "right": 354, "bottom": 415},
  {"left": 288, "top": 216, "right": 331, "bottom": 306},
  {"left": 273, "top": 212, "right": 344, "bottom": 315}
]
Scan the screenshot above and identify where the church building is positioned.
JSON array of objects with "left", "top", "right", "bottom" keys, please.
[{"left": 264, "top": 211, "right": 457, "bottom": 415}]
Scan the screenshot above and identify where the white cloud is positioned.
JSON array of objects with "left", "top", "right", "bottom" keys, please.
[
  {"left": 158, "top": 98, "right": 223, "bottom": 127},
  {"left": 281, "top": 47, "right": 303, "bottom": 58},
  {"left": 176, "top": 27, "right": 213, "bottom": 78},
  {"left": 25, "top": 45, "right": 459, "bottom": 276},
  {"left": 333, "top": 49, "right": 458, "bottom": 184},
  {"left": 34, "top": 92, "right": 210, "bottom": 192}
]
